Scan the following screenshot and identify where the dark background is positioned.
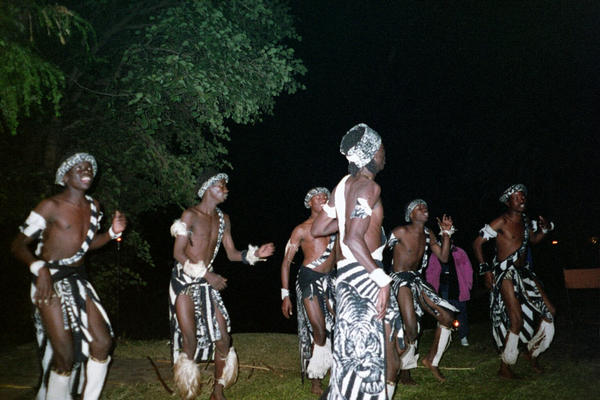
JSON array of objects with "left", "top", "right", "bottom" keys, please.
[{"left": 2, "top": 1, "right": 599, "bottom": 343}]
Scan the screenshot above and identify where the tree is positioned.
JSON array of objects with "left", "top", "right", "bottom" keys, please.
[{"left": 0, "top": 1, "right": 93, "bottom": 135}]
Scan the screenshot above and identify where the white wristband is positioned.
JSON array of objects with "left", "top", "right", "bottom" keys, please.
[
  {"left": 281, "top": 288, "right": 289, "bottom": 300},
  {"left": 244, "top": 244, "right": 265, "bottom": 265},
  {"left": 440, "top": 225, "right": 456, "bottom": 237},
  {"left": 369, "top": 268, "right": 392, "bottom": 288},
  {"left": 542, "top": 222, "right": 555, "bottom": 234},
  {"left": 30, "top": 260, "right": 47, "bottom": 276},
  {"left": 109, "top": 226, "right": 122, "bottom": 240}
]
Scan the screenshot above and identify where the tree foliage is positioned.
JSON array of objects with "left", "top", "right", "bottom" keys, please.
[
  {"left": 1, "top": 0, "right": 305, "bottom": 306},
  {"left": 81, "top": 1, "right": 305, "bottom": 213},
  {"left": 0, "top": 1, "right": 93, "bottom": 134}
]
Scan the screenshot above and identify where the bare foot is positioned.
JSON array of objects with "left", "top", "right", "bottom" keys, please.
[
  {"left": 523, "top": 352, "right": 544, "bottom": 373},
  {"left": 210, "top": 384, "right": 227, "bottom": 400},
  {"left": 421, "top": 358, "right": 446, "bottom": 382},
  {"left": 399, "top": 369, "right": 417, "bottom": 385},
  {"left": 310, "top": 379, "right": 323, "bottom": 395},
  {"left": 497, "top": 361, "right": 518, "bottom": 379}
]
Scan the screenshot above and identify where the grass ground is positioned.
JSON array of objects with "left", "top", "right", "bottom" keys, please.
[{"left": 0, "top": 321, "right": 598, "bottom": 399}]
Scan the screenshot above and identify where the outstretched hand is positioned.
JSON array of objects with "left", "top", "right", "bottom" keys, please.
[
  {"left": 256, "top": 243, "right": 275, "bottom": 258},
  {"left": 437, "top": 214, "right": 453, "bottom": 231},
  {"left": 111, "top": 210, "right": 127, "bottom": 234}
]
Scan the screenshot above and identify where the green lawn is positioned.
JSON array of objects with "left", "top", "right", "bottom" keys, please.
[{"left": 1, "top": 321, "right": 598, "bottom": 399}]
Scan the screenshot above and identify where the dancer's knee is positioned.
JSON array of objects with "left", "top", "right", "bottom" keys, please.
[
  {"left": 439, "top": 312, "right": 454, "bottom": 328},
  {"left": 92, "top": 333, "right": 113, "bottom": 356},
  {"left": 405, "top": 324, "right": 418, "bottom": 343},
  {"left": 52, "top": 351, "right": 74, "bottom": 373}
]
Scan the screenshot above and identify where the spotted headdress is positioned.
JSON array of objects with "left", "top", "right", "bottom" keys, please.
[
  {"left": 304, "top": 187, "right": 330, "bottom": 208},
  {"left": 340, "top": 123, "right": 382, "bottom": 169},
  {"left": 499, "top": 184, "right": 527, "bottom": 203},
  {"left": 197, "top": 172, "right": 229, "bottom": 198},
  {"left": 55, "top": 153, "right": 98, "bottom": 186},
  {"left": 405, "top": 199, "right": 428, "bottom": 222}
]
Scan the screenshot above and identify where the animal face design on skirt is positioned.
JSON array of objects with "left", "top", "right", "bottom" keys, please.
[{"left": 335, "top": 282, "right": 385, "bottom": 395}]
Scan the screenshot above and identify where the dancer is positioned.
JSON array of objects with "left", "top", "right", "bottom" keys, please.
[
  {"left": 12, "top": 152, "right": 126, "bottom": 400},
  {"left": 281, "top": 187, "right": 336, "bottom": 395},
  {"left": 312, "top": 123, "right": 390, "bottom": 400},
  {"left": 169, "top": 169, "right": 274, "bottom": 400},
  {"left": 473, "top": 184, "right": 555, "bottom": 378},
  {"left": 385, "top": 199, "right": 457, "bottom": 390}
]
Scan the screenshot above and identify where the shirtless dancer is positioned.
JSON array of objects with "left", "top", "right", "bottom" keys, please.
[
  {"left": 281, "top": 187, "right": 336, "bottom": 395},
  {"left": 311, "top": 123, "right": 390, "bottom": 400},
  {"left": 169, "top": 169, "right": 275, "bottom": 399},
  {"left": 385, "top": 199, "right": 457, "bottom": 394},
  {"left": 12, "top": 152, "right": 126, "bottom": 400},
  {"left": 473, "top": 184, "right": 555, "bottom": 378}
]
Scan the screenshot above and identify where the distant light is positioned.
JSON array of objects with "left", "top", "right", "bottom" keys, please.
[
  {"left": 452, "top": 319, "right": 460, "bottom": 329},
  {"left": 591, "top": 237, "right": 599, "bottom": 245},
  {"left": 116, "top": 236, "right": 123, "bottom": 242},
  {"left": 551, "top": 240, "right": 558, "bottom": 245}
]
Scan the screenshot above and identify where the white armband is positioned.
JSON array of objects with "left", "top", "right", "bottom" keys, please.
[
  {"left": 108, "top": 226, "right": 122, "bottom": 240},
  {"left": 29, "top": 260, "right": 47, "bottom": 276},
  {"left": 170, "top": 219, "right": 188, "bottom": 237},
  {"left": 350, "top": 197, "right": 373, "bottom": 219},
  {"left": 183, "top": 259, "right": 207, "bottom": 279},
  {"left": 19, "top": 211, "right": 47, "bottom": 237},
  {"left": 242, "top": 244, "right": 265, "bottom": 265},
  {"left": 369, "top": 268, "right": 392, "bottom": 288},
  {"left": 322, "top": 203, "right": 337, "bottom": 219},
  {"left": 285, "top": 240, "right": 299, "bottom": 255},
  {"left": 479, "top": 224, "right": 497, "bottom": 240},
  {"left": 281, "top": 288, "right": 289, "bottom": 300}
]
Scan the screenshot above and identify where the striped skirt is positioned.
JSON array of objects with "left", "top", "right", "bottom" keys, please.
[
  {"left": 295, "top": 266, "right": 335, "bottom": 379},
  {"left": 490, "top": 254, "right": 553, "bottom": 350},
  {"left": 385, "top": 270, "right": 457, "bottom": 350},
  {"left": 33, "top": 269, "right": 112, "bottom": 400},
  {"left": 169, "top": 262, "right": 230, "bottom": 363},
  {"left": 327, "top": 261, "right": 387, "bottom": 400}
]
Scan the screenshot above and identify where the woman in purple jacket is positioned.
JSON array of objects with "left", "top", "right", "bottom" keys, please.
[{"left": 426, "top": 243, "right": 473, "bottom": 346}]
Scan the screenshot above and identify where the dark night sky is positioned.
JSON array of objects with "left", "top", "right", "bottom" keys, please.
[
  {"left": 226, "top": 1, "right": 599, "bottom": 253},
  {"left": 213, "top": 1, "right": 600, "bottom": 334}
]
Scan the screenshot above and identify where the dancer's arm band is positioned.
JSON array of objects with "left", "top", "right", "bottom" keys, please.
[
  {"left": 281, "top": 288, "right": 289, "bottom": 300},
  {"left": 440, "top": 225, "right": 456, "bottom": 237},
  {"left": 322, "top": 203, "right": 336, "bottom": 219},
  {"left": 109, "top": 226, "right": 122, "bottom": 240},
  {"left": 30, "top": 260, "right": 47, "bottom": 276},
  {"left": 369, "top": 268, "right": 392, "bottom": 287},
  {"left": 242, "top": 244, "right": 265, "bottom": 265}
]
